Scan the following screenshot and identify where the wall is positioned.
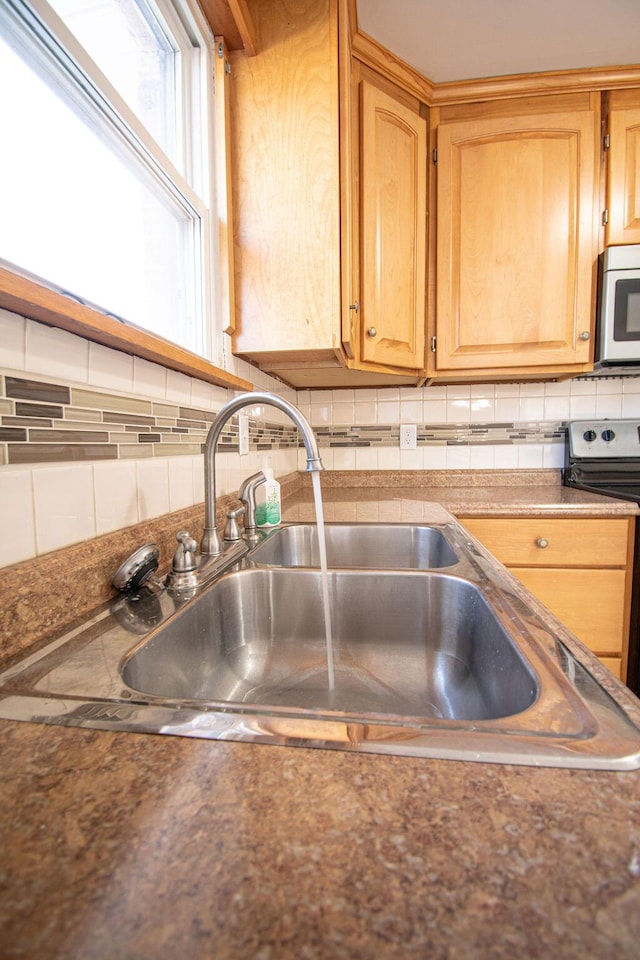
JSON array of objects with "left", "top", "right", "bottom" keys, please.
[
  {"left": 2, "top": 303, "right": 640, "bottom": 569},
  {"left": 0, "top": 307, "right": 298, "bottom": 568}
]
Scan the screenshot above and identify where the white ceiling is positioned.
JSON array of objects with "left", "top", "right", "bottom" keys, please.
[{"left": 356, "top": 0, "right": 640, "bottom": 83}]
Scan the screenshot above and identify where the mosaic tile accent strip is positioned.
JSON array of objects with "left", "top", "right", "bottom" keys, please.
[
  {"left": 0, "top": 375, "right": 568, "bottom": 466},
  {"left": 0, "top": 375, "right": 298, "bottom": 466},
  {"left": 314, "top": 422, "right": 567, "bottom": 448}
]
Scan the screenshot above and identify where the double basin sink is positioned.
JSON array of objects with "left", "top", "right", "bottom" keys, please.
[{"left": 1, "top": 521, "right": 640, "bottom": 768}]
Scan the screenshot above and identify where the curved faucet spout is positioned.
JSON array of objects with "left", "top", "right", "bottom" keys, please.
[{"left": 201, "top": 392, "right": 323, "bottom": 556}]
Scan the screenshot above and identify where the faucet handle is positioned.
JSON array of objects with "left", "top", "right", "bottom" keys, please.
[
  {"left": 238, "top": 471, "right": 266, "bottom": 535},
  {"left": 224, "top": 506, "right": 245, "bottom": 542},
  {"left": 172, "top": 530, "right": 198, "bottom": 573}
]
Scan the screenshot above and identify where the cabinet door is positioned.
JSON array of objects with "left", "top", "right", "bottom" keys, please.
[
  {"left": 606, "top": 90, "right": 640, "bottom": 246},
  {"left": 434, "top": 95, "right": 599, "bottom": 372},
  {"left": 358, "top": 78, "right": 427, "bottom": 371},
  {"left": 512, "top": 568, "right": 627, "bottom": 656}
]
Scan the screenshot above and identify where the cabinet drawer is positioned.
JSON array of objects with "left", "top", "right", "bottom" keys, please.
[
  {"left": 512, "top": 568, "right": 627, "bottom": 655},
  {"left": 462, "top": 517, "right": 630, "bottom": 567},
  {"left": 599, "top": 657, "right": 622, "bottom": 679}
]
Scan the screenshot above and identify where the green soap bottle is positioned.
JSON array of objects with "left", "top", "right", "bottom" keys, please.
[{"left": 256, "top": 466, "right": 281, "bottom": 527}]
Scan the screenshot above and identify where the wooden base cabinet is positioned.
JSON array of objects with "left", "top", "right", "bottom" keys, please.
[{"left": 460, "top": 516, "right": 635, "bottom": 680}]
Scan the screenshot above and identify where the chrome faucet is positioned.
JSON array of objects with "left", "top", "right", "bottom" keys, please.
[{"left": 201, "top": 392, "right": 324, "bottom": 556}]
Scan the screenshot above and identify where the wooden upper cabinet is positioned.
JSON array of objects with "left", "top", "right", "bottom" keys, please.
[
  {"left": 606, "top": 89, "right": 640, "bottom": 246},
  {"left": 355, "top": 74, "right": 427, "bottom": 372},
  {"left": 432, "top": 93, "right": 600, "bottom": 376},
  {"left": 229, "top": 0, "right": 343, "bottom": 374}
]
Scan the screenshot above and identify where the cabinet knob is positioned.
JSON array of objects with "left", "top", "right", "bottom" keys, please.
[
  {"left": 349, "top": 301, "right": 359, "bottom": 313},
  {"left": 536, "top": 537, "right": 549, "bottom": 549},
  {"left": 579, "top": 331, "right": 591, "bottom": 341},
  {"left": 367, "top": 326, "right": 377, "bottom": 338}
]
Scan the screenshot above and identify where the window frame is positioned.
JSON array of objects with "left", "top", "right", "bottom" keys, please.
[{"left": 0, "top": 0, "right": 248, "bottom": 391}]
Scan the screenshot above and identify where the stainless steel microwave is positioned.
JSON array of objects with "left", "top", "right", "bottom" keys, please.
[{"left": 598, "top": 244, "right": 640, "bottom": 364}]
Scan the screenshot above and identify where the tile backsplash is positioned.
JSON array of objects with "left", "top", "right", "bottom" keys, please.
[{"left": 3, "top": 304, "right": 640, "bottom": 568}]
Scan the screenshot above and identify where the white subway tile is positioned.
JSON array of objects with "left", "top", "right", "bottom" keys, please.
[
  {"left": 519, "top": 381, "right": 545, "bottom": 397},
  {"left": 136, "top": 459, "right": 170, "bottom": 520},
  {"left": 446, "top": 398, "right": 471, "bottom": 422},
  {"left": 193, "top": 455, "right": 205, "bottom": 503},
  {"left": 354, "top": 401, "right": 377, "bottom": 425},
  {"left": 495, "top": 382, "right": 520, "bottom": 398},
  {"left": 377, "top": 387, "right": 399, "bottom": 402},
  {"left": 356, "top": 389, "right": 378, "bottom": 402},
  {"left": 400, "top": 448, "right": 423, "bottom": 469},
  {"left": 569, "top": 379, "right": 596, "bottom": 396},
  {"left": 595, "top": 394, "right": 623, "bottom": 418},
  {"left": 446, "top": 384, "right": 471, "bottom": 400},
  {"left": 470, "top": 384, "right": 495, "bottom": 400},
  {"left": 134, "top": 357, "right": 167, "bottom": 400},
  {"left": 622, "top": 393, "right": 640, "bottom": 417},
  {"left": 493, "top": 445, "right": 519, "bottom": 468},
  {"left": 518, "top": 444, "right": 545, "bottom": 468},
  {"left": 519, "top": 396, "right": 545, "bottom": 420},
  {"left": 470, "top": 397, "right": 494, "bottom": 421},
  {"left": 544, "top": 379, "right": 571, "bottom": 396},
  {"left": 0, "top": 469, "right": 36, "bottom": 566},
  {"left": 544, "top": 395, "right": 571, "bottom": 420},
  {"left": 424, "top": 445, "right": 447, "bottom": 469},
  {"left": 332, "top": 401, "right": 355, "bottom": 425},
  {"left": 33, "top": 464, "right": 95, "bottom": 555},
  {"left": 316, "top": 447, "right": 334, "bottom": 470},
  {"left": 191, "top": 378, "right": 216, "bottom": 409},
  {"left": 93, "top": 461, "right": 139, "bottom": 535},
  {"left": 596, "top": 378, "right": 622, "bottom": 395},
  {"left": 88, "top": 342, "right": 134, "bottom": 392},
  {"left": 469, "top": 445, "right": 495, "bottom": 469},
  {"left": 378, "top": 400, "right": 400, "bottom": 423},
  {"left": 570, "top": 395, "right": 598, "bottom": 419},
  {"left": 310, "top": 403, "right": 331, "bottom": 426},
  {"left": 445, "top": 445, "right": 470, "bottom": 469},
  {"left": 399, "top": 399, "right": 423, "bottom": 421},
  {"left": 332, "top": 446, "right": 356, "bottom": 470},
  {"left": 423, "top": 385, "right": 447, "bottom": 400},
  {"left": 354, "top": 447, "right": 378, "bottom": 470},
  {"left": 168, "top": 456, "right": 195, "bottom": 509},
  {"left": 0, "top": 308, "right": 26, "bottom": 371},
  {"left": 543, "top": 444, "right": 565, "bottom": 468},
  {"left": 495, "top": 397, "right": 520, "bottom": 421},
  {"left": 378, "top": 447, "right": 400, "bottom": 469},
  {"left": 424, "top": 399, "right": 447, "bottom": 423},
  {"left": 166, "top": 369, "right": 193, "bottom": 403},
  {"left": 25, "top": 319, "right": 89, "bottom": 383}
]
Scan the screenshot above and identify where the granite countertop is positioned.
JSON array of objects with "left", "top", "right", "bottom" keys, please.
[
  {"left": 282, "top": 469, "right": 640, "bottom": 521},
  {"left": 2, "top": 717, "right": 640, "bottom": 959},
  {"left": 2, "top": 471, "right": 640, "bottom": 958}
]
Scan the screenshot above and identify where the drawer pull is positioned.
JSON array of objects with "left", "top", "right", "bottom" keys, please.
[{"left": 536, "top": 537, "right": 549, "bottom": 549}]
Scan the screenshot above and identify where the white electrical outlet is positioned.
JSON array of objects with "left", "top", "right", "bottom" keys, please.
[
  {"left": 400, "top": 423, "right": 417, "bottom": 450},
  {"left": 238, "top": 414, "right": 249, "bottom": 456}
]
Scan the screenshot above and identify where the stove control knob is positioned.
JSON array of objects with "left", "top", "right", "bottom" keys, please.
[
  {"left": 583, "top": 429, "right": 597, "bottom": 442},
  {"left": 601, "top": 429, "right": 616, "bottom": 442}
]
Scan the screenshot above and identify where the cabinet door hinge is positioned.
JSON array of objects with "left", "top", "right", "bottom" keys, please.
[
  {"left": 432, "top": 148, "right": 437, "bottom": 165},
  {"left": 603, "top": 133, "right": 611, "bottom": 150},
  {"left": 430, "top": 335, "right": 437, "bottom": 353},
  {"left": 602, "top": 208, "right": 609, "bottom": 226}
]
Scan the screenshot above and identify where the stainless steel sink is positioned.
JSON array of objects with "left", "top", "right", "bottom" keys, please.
[
  {"left": 249, "top": 523, "right": 459, "bottom": 569},
  {"left": 1, "top": 519, "right": 639, "bottom": 769},
  {"left": 121, "top": 570, "right": 537, "bottom": 722}
]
